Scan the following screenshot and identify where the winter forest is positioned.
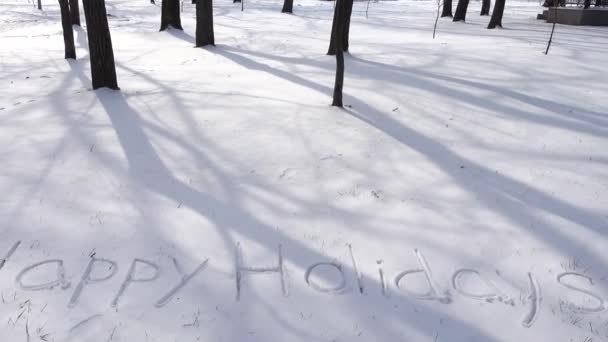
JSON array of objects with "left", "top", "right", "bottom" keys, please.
[{"left": 1, "top": 0, "right": 607, "bottom": 339}]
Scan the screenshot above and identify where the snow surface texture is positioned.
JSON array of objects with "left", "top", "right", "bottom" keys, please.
[{"left": 1, "top": 0, "right": 608, "bottom": 340}]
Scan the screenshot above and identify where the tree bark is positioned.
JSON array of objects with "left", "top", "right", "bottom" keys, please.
[
  {"left": 281, "top": 0, "right": 293, "bottom": 13},
  {"left": 195, "top": 0, "right": 214, "bottom": 46},
  {"left": 332, "top": 0, "right": 346, "bottom": 107},
  {"left": 37, "top": 0, "right": 42, "bottom": 10},
  {"left": 452, "top": 0, "right": 470, "bottom": 21},
  {"left": 487, "top": 0, "right": 505, "bottom": 28},
  {"left": 441, "top": 0, "right": 453, "bottom": 17},
  {"left": 343, "top": 0, "right": 354, "bottom": 52},
  {"left": 160, "top": 0, "right": 183, "bottom": 31},
  {"left": 69, "top": 0, "right": 81, "bottom": 25},
  {"left": 480, "top": 0, "right": 491, "bottom": 15},
  {"left": 327, "top": 0, "right": 353, "bottom": 55},
  {"left": 59, "top": 0, "right": 76, "bottom": 59},
  {"left": 82, "top": 0, "right": 119, "bottom": 90}
]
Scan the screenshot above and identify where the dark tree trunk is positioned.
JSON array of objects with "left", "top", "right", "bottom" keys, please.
[
  {"left": 343, "top": 0, "right": 354, "bottom": 52},
  {"left": 82, "top": 0, "right": 119, "bottom": 90},
  {"left": 160, "top": 0, "right": 183, "bottom": 31},
  {"left": 332, "top": 0, "right": 346, "bottom": 107},
  {"left": 487, "top": 0, "right": 505, "bottom": 28},
  {"left": 480, "top": 0, "right": 490, "bottom": 15},
  {"left": 69, "top": 0, "right": 81, "bottom": 25},
  {"left": 452, "top": 0, "right": 470, "bottom": 21},
  {"left": 37, "top": 0, "right": 42, "bottom": 10},
  {"left": 441, "top": 0, "right": 453, "bottom": 17},
  {"left": 327, "top": 0, "right": 353, "bottom": 55},
  {"left": 281, "top": 0, "right": 293, "bottom": 13},
  {"left": 195, "top": 0, "right": 214, "bottom": 46},
  {"left": 59, "top": 0, "right": 76, "bottom": 59}
]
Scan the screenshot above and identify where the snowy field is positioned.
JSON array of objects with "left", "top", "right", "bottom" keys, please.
[{"left": 1, "top": 0, "right": 608, "bottom": 340}]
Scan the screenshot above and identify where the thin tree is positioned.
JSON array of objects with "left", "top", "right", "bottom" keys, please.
[
  {"left": 37, "top": 0, "right": 42, "bottom": 10},
  {"left": 327, "top": 0, "right": 353, "bottom": 55},
  {"left": 332, "top": 0, "right": 346, "bottom": 107},
  {"left": 487, "top": 0, "right": 505, "bottom": 28},
  {"left": 59, "top": 0, "right": 76, "bottom": 59},
  {"left": 195, "top": 0, "right": 215, "bottom": 46},
  {"left": 544, "top": 8, "right": 557, "bottom": 54},
  {"left": 441, "top": 0, "right": 452, "bottom": 17},
  {"left": 69, "top": 0, "right": 81, "bottom": 25},
  {"left": 433, "top": 0, "right": 442, "bottom": 39},
  {"left": 282, "top": 0, "right": 293, "bottom": 13},
  {"left": 160, "top": 0, "right": 183, "bottom": 31},
  {"left": 82, "top": 0, "right": 119, "bottom": 89},
  {"left": 452, "top": 0, "right": 470, "bottom": 21}
]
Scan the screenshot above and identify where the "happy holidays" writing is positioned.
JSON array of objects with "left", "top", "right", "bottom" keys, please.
[{"left": 2, "top": 240, "right": 606, "bottom": 330}]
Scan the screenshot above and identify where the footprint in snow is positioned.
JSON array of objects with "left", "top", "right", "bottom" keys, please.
[{"left": 279, "top": 168, "right": 297, "bottom": 180}]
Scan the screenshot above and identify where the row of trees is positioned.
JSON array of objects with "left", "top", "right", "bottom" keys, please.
[
  {"left": 57, "top": 0, "right": 509, "bottom": 107},
  {"left": 443, "top": 0, "right": 506, "bottom": 28},
  {"left": 59, "top": 0, "right": 118, "bottom": 89}
]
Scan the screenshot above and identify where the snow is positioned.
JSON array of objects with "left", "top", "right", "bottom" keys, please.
[{"left": 1, "top": 0, "right": 608, "bottom": 340}]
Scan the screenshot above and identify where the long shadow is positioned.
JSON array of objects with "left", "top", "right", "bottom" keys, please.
[
  {"left": 216, "top": 46, "right": 608, "bottom": 138},
  {"left": 209, "top": 45, "right": 608, "bottom": 274},
  {"left": 86, "top": 70, "right": 505, "bottom": 342}
]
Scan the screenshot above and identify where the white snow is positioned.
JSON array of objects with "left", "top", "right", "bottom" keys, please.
[{"left": 1, "top": 0, "right": 608, "bottom": 340}]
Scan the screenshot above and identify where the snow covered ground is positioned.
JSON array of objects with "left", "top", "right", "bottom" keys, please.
[{"left": 1, "top": 0, "right": 607, "bottom": 340}]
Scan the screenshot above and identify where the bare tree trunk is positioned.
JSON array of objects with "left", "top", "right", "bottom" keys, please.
[
  {"left": 433, "top": 0, "right": 441, "bottom": 38},
  {"left": 332, "top": 0, "right": 346, "bottom": 107},
  {"left": 343, "top": 0, "right": 353, "bottom": 52},
  {"left": 453, "top": 0, "right": 470, "bottom": 21},
  {"left": 327, "top": 0, "right": 353, "bottom": 55},
  {"left": 82, "top": 0, "right": 119, "bottom": 90},
  {"left": 480, "top": 0, "right": 491, "bottom": 15},
  {"left": 281, "top": 0, "right": 293, "bottom": 13},
  {"left": 441, "top": 0, "right": 453, "bottom": 17},
  {"left": 59, "top": 0, "right": 76, "bottom": 59},
  {"left": 69, "top": 0, "right": 80, "bottom": 25},
  {"left": 544, "top": 13, "right": 556, "bottom": 54},
  {"left": 160, "top": 0, "right": 183, "bottom": 31},
  {"left": 195, "top": 0, "right": 214, "bottom": 46},
  {"left": 37, "top": 0, "right": 42, "bottom": 10},
  {"left": 487, "top": 0, "right": 505, "bottom": 28}
]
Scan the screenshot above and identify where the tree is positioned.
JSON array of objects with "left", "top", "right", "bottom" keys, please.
[
  {"left": 441, "top": 0, "right": 453, "bottom": 17},
  {"left": 452, "top": 0, "right": 470, "bottom": 21},
  {"left": 82, "top": 0, "right": 119, "bottom": 90},
  {"left": 58, "top": 0, "right": 76, "bottom": 59},
  {"left": 160, "top": 0, "right": 183, "bottom": 31},
  {"left": 327, "top": 0, "right": 353, "bottom": 55},
  {"left": 195, "top": 0, "right": 215, "bottom": 46},
  {"left": 37, "top": 0, "right": 42, "bottom": 10},
  {"left": 282, "top": 0, "right": 293, "bottom": 13},
  {"left": 433, "top": 0, "right": 441, "bottom": 39},
  {"left": 480, "top": 0, "right": 491, "bottom": 15},
  {"left": 332, "top": 0, "right": 347, "bottom": 107},
  {"left": 69, "top": 0, "right": 81, "bottom": 25},
  {"left": 487, "top": 0, "right": 505, "bottom": 28}
]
